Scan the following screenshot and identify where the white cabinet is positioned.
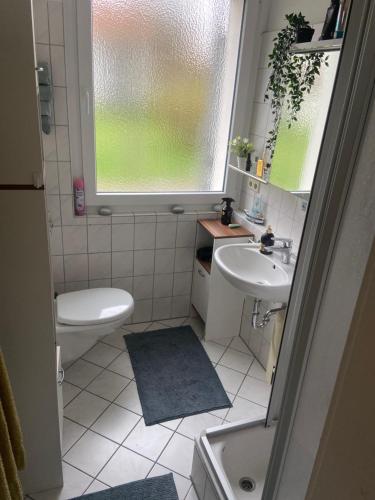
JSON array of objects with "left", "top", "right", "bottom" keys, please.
[
  {"left": 191, "top": 219, "right": 252, "bottom": 341},
  {"left": 191, "top": 260, "right": 210, "bottom": 322}
]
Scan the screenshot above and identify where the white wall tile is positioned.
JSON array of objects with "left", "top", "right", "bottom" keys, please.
[
  {"left": 133, "top": 299, "right": 152, "bottom": 323},
  {"left": 36, "top": 43, "right": 51, "bottom": 68},
  {"left": 250, "top": 102, "right": 270, "bottom": 137},
  {"left": 46, "top": 195, "right": 61, "bottom": 225},
  {"left": 58, "top": 162, "right": 72, "bottom": 194},
  {"left": 155, "top": 249, "right": 175, "bottom": 274},
  {"left": 33, "top": 0, "right": 50, "bottom": 44},
  {"left": 56, "top": 125, "right": 70, "bottom": 161},
  {"left": 176, "top": 221, "right": 197, "bottom": 248},
  {"left": 50, "top": 45, "right": 66, "bottom": 85},
  {"left": 48, "top": 0, "right": 64, "bottom": 45},
  {"left": 64, "top": 254, "right": 88, "bottom": 281},
  {"left": 111, "top": 214, "right": 134, "bottom": 224},
  {"left": 178, "top": 213, "right": 197, "bottom": 221},
  {"left": 254, "top": 68, "right": 271, "bottom": 104},
  {"left": 152, "top": 297, "right": 172, "bottom": 320},
  {"left": 134, "top": 250, "right": 155, "bottom": 276},
  {"left": 153, "top": 274, "right": 173, "bottom": 298},
  {"left": 42, "top": 126, "right": 57, "bottom": 161},
  {"left": 134, "top": 223, "right": 156, "bottom": 250},
  {"left": 50, "top": 226, "right": 63, "bottom": 255},
  {"left": 53, "top": 86, "right": 68, "bottom": 125},
  {"left": 133, "top": 275, "right": 154, "bottom": 300},
  {"left": 173, "top": 272, "right": 192, "bottom": 296},
  {"left": 88, "top": 225, "right": 111, "bottom": 253},
  {"left": 134, "top": 214, "right": 156, "bottom": 223},
  {"left": 51, "top": 255, "right": 64, "bottom": 283},
  {"left": 62, "top": 226, "right": 87, "bottom": 254},
  {"left": 61, "top": 195, "right": 86, "bottom": 225},
  {"left": 112, "top": 224, "right": 134, "bottom": 251},
  {"left": 89, "top": 279, "right": 111, "bottom": 288},
  {"left": 172, "top": 295, "right": 190, "bottom": 317},
  {"left": 112, "top": 251, "right": 133, "bottom": 278},
  {"left": 89, "top": 253, "right": 111, "bottom": 279},
  {"left": 45, "top": 161, "right": 59, "bottom": 194},
  {"left": 87, "top": 215, "right": 111, "bottom": 225},
  {"left": 155, "top": 222, "right": 177, "bottom": 249},
  {"left": 174, "top": 248, "right": 194, "bottom": 272},
  {"left": 156, "top": 213, "right": 177, "bottom": 222},
  {"left": 112, "top": 277, "right": 133, "bottom": 293},
  {"left": 65, "top": 280, "right": 89, "bottom": 292}
]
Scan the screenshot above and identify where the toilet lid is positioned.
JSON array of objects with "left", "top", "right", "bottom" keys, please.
[{"left": 56, "top": 288, "right": 134, "bottom": 326}]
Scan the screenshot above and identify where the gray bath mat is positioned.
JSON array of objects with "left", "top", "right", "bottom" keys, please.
[
  {"left": 124, "top": 325, "right": 232, "bottom": 425},
  {"left": 70, "top": 473, "right": 178, "bottom": 499}
]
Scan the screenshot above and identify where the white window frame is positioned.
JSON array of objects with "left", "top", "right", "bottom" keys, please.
[{"left": 64, "top": 0, "right": 262, "bottom": 208}]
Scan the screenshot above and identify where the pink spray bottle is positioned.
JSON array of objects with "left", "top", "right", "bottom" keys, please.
[{"left": 73, "top": 177, "right": 85, "bottom": 216}]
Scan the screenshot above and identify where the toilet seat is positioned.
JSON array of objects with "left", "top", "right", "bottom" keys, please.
[{"left": 56, "top": 288, "right": 134, "bottom": 326}]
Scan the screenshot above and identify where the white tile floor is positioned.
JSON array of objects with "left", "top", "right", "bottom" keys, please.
[{"left": 29, "top": 317, "right": 270, "bottom": 500}]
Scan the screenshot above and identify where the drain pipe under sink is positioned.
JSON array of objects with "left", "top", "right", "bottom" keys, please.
[{"left": 251, "top": 299, "right": 286, "bottom": 329}]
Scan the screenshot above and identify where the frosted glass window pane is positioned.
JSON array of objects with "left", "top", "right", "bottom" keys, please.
[
  {"left": 92, "top": 0, "right": 242, "bottom": 193},
  {"left": 270, "top": 52, "right": 340, "bottom": 193}
]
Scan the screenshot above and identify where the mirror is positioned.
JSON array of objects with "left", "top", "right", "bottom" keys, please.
[{"left": 269, "top": 50, "right": 340, "bottom": 197}]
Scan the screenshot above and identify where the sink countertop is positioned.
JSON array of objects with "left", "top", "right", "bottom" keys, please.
[{"left": 198, "top": 218, "right": 254, "bottom": 239}]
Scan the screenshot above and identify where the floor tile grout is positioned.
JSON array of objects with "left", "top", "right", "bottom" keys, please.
[{"left": 59, "top": 317, "right": 269, "bottom": 498}]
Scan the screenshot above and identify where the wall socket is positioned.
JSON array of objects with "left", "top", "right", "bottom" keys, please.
[{"left": 248, "top": 178, "right": 260, "bottom": 193}]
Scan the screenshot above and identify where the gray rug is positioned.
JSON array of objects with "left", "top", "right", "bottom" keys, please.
[
  {"left": 70, "top": 473, "right": 178, "bottom": 499},
  {"left": 124, "top": 325, "right": 232, "bottom": 425}
]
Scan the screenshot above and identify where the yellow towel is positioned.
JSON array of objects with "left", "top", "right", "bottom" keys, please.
[{"left": 0, "top": 351, "right": 25, "bottom": 500}]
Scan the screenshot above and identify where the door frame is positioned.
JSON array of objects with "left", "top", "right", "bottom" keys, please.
[{"left": 263, "top": 0, "right": 375, "bottom": 497}]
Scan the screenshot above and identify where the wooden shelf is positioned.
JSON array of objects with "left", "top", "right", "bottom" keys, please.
[
  {"left": 290, "top": 38, "right": 343, "bottom": 54},
  {"left": 198, "top": 258, "right": 212, "bottom": 274},
  {"left": 197, "top": 218, "right": 253, "bottom": 239},
  {"left": 228, "top": 164, "right": 268, "bottom": 184}
]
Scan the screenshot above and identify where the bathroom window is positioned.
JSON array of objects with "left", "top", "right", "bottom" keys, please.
[{"left": 75, "top": 0, "right": 245, "bottom": 205}]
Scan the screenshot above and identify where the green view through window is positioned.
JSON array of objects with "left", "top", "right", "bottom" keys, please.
[{"left": 92, "top": 0, "right": 242, "bottom": 193}]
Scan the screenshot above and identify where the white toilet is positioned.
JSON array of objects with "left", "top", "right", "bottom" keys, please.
[{"left": 55, "top": 288, "right": 134, "bottom": 365}]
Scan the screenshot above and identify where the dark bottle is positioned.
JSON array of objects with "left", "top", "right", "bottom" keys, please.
[
  {"left": 260, "top": 225, "right": 275, "bottom": 254},
  {"left": 221, "top": 197, "right": 235, "bottom": 225},
  {"left": 320, "top": 0, "right": 340, "bottom": 40}
]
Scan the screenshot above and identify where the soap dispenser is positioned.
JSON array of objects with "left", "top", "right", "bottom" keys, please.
[
  {"left": 221, "top": 197, "right": 235, "bottom": 225},
  {"left": 260, "top": 225, "right": 275, "bottom": 254}
]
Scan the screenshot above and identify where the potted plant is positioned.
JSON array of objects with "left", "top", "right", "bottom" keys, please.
[
  {"left": 292, "top": 12, "right": 315, "bottom": 43},
  {"left": 229, "top": 136, "right": 254, "bottom": 171},
  {"left": 265, "top": 13, "right": 328, "bottom": 156}
]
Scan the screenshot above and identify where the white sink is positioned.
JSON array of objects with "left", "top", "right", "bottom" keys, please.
[{"left": 214, "top": 243, "right": 292, "bottom": 302}]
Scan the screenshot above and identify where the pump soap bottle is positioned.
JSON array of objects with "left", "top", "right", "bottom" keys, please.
[{"left": 221, "top": 197, "right": 235, "bottom": 225}]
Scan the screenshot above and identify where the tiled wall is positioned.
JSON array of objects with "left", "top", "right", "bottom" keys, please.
[
  {"left": 49, "top": 210, "right": 220, "bottom": 324},
  {"left": 33, "top": 0, "right": 221, "bottom": 323}
]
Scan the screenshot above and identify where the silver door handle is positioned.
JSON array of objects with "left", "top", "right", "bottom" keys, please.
[{"left": 198, "top": 269, "right": 205, "bottom": 278}]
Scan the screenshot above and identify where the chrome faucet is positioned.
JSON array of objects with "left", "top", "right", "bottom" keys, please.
[
  {"left": 272, "top": 237, "right": 293, "bottom": 264},
  {"left": 259, "top": 227, "right": 293, "bottom": 264}
]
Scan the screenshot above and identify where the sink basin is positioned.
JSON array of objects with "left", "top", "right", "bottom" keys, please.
[{"left": 214, "top": 243, "right": 292, "bottom": 302}]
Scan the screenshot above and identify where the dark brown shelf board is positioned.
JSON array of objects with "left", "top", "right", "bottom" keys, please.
[
  {"left": 197, "top": 258, "right": 212, "bottom": 274},
  {"left": 198, "top": 218, "right": 253, "bottom": 239}
]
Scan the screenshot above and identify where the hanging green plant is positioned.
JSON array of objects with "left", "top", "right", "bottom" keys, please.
[{"left": 265, "top": 12, "right": 329, "bottom": 156}]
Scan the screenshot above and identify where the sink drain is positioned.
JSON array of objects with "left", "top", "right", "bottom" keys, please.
[{"left": 239, "top": 477, "right": 256, "bottom": 493}]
